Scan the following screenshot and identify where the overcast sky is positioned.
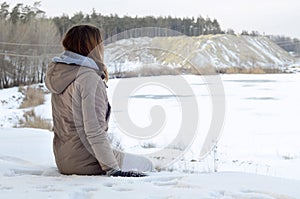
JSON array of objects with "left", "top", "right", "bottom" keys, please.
[{"left": 4, "top": 0, "right": 300, "bottom": 38}]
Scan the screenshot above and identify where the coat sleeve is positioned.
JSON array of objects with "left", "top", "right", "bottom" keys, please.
[{"left": 79, "top": 72, "right": 120, "bottom": 172}]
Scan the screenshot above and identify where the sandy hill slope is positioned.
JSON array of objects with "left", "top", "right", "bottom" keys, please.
[{"left": 105, "top": 34, "right": 294, "bottom": 74}]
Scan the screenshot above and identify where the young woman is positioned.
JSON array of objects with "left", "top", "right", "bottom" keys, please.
[{"left": 45, "top": 24, "right": 154, "bottom": 177}]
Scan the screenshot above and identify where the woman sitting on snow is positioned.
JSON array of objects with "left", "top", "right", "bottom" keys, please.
[{"left": 45, "top": 24, "right": 154, "bottom": 177}]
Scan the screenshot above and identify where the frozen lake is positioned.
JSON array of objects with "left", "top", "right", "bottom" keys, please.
[
  {"left": 106, "top": 74, "right": 300, "bottom": 179},
  {"left": 219, "top": 74, "right": 300, "bottom": 180},
  {"left": 0, "top": 73, "right": 299, "bottom": 180}
]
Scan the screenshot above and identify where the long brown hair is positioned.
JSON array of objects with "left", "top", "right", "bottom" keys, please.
[{"left": 62, "top": 24, "right": 108, "bottom": 81}]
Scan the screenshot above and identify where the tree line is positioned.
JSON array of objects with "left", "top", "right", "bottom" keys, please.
[
  {"left": 0, "top": 2, "right": 60, "bottom": 88},
  {"left": 52, "top": 10, "right": 223, "bottom": 39},
  {"left": 0, "top": 1, "right": 224, "bottom": 88},
  {"left": 0, "top": 1, "right": 299, "bottom": 88},
  {"left": 267, "top": 35, "right": 300, "bottom": 56}
]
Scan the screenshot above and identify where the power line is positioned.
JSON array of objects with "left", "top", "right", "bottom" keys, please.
[
  {"left": 269, "top": 40, "right": 300, "bottom": 44},
  {"left": 274, "top": 41, "right": 300, "bottom": 45},
  {"left": 0, "top": 52, "right": 59, "bottom": 58},
  {"left": 0, "top": 39, "right": 298, "bottom": 47},
  {"left": 0, "top": 41, "right": 61, "bottom": 47}
]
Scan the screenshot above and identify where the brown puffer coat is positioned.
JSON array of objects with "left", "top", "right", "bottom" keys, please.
[{"left": 45, "top": 62, "right": 123, "bottom": 175}]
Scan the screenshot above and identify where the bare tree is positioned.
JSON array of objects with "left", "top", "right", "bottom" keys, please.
[{"left": 0, "top": 18, "right": 60, "bottom": 88}]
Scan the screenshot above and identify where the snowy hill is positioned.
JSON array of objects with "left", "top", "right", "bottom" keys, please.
[{"left": 104, "top": 35, "right": 294, "bottom": 75}]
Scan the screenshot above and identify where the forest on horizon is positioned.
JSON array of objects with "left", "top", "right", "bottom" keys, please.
[{"left": 0, "top": 1, "right": 299, "bottom": 88}]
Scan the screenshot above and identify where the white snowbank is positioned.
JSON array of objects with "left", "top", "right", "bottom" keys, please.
[{"left": 0, "top": 128, "right": 299, "bottom": 199}]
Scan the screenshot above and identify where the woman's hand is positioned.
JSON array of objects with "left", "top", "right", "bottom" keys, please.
[{"left": 107, "top": 169, "right": 147, "bottom": 177}]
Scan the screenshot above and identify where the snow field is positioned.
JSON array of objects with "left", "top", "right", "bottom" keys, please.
[{"left": 0, "top": 74, "right": 300, "bottom": 198}]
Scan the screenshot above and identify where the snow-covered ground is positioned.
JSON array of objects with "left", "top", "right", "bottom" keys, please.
[{"left": 0, "top": 74, "right": 300, "bottom": 198}]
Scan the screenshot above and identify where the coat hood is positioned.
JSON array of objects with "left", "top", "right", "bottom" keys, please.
[
  {"left": 45, "top": 51, "right": 102, "bottom": 94},
  {"left": 45, "top": 62, "right": 79, "bottom": 94}
]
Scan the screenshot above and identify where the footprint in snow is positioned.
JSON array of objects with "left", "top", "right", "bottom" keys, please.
[
  {"left": 112, "top": 186, "right": 133, "bottom": 192},
  {"left": 240, "top": 190, "right": 295, "bottom": 199},
  {"left": 68, "top": 191, "right": 90, "bottom": 199},
  {"left": 0, "top": 185, "right": 13, "bottom": 191}
]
